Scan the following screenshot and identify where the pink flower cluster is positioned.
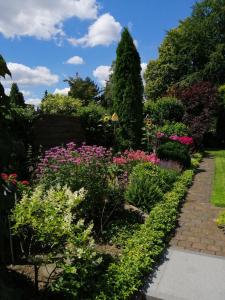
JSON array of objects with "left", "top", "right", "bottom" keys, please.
[
  {"left": 36, "top": 142, "right": 112, "bottom": 177},
  {"left": 156, "top": 132, "right": 165, "bottom": 139},
  {"left": 113, "top": 150, "right": 160, "bottom": 165},
  {"left": 169, "top": 135, "right": 193, "bottom": 145}
]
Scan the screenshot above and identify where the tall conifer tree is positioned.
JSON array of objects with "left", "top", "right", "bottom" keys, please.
[
  {"left": 10, "top": 83, "right": 25, "bottom": 107},
  {"left": 112, "top": 28, "right": 143, "bottom": 148}
]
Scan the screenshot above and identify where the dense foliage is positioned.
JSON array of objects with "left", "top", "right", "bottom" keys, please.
[
  {"left": 145, "top": 0, "right": 225, "bottom": 99},
  {"left": 65, "top": 75, "right": 100, "bottom": 105},
  {"left": 157, "top": 141, "right": 191, "bottom": 168},
  {"left": 125, "top": 163, "right": 178, "bottom": 212},
  {"left": 112, "top": 28, "right": 143, "bottom": 148},
  {"left": 41, "top": 94, "right": 82, "bottom": 115},
  {"left": 175, "top": 81, "right": 217, "bottom": 145},
  {"left": 144, "top": 97, "right": 184, "bottom": 124}
]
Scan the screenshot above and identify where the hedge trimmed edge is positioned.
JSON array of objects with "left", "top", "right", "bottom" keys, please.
[{"left": 95, "top": 154, "right": 202, "bottom": 300}]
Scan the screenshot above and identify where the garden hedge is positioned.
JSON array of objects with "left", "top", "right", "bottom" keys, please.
[{"left": 95, "top": 155, "right": 202, "bottom": 300}]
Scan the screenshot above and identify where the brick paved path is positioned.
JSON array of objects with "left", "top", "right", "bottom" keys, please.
[{"left": 170, "top": 156, "right": 225, "bottom": 256}]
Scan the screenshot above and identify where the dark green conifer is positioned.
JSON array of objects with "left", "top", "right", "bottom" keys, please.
[{"left": 112, "top": 28, "right": 143, "bottom": 148}]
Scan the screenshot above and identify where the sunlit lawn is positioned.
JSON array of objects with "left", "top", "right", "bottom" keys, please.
[{"left": 208, "top": 150, "right": 225, "bottom": 207}]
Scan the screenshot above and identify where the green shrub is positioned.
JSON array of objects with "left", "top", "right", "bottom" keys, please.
[
  {"left": 12, "top": 185, "right": 103, "bottom": 298},
  {"left": 158, "top": 122, "right": 188, "bottom": 136},
  {"left": 157, "top": 141, "right": 191, "bottom": 168},
  {"left": 125, "top": 163, "right": 178, "bottom": 212},
  {"left": 77, "top": 102, "right": 113, "bottom": 146},
  {"left": 40, "top": 94, "right": 82, "bottom": 115},
  {"left": 144, "top": 97, "right": 184, "bottom": 124},
  {"left": 95, "top": 169, "right": 195, "bottom": 300}
]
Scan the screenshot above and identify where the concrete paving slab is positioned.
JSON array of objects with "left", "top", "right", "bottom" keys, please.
[{"left": 145, "top": 248, "right": 225, "bottom": 300}]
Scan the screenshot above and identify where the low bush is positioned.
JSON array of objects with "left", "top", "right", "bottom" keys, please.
[
  {"left": 158, "top": 122, "right": 188, "bottom": 136},
  {"left": 157, "top": 141, "right": 191, "bottom": 168},
  {"left": 95, "top": 168, "right": 196, "bottom": 300},
  {"left": 125, "top": 163, "right": 178, "bottom": 212}
]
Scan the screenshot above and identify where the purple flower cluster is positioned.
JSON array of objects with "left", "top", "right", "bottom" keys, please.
[{"left": 36, "top": 142, "right": 112, "bottom": 177}]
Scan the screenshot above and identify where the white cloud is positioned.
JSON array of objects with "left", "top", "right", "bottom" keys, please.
[
  {"left": 93, "top": 65, "right": 111, "bottom": 86},
  {"left": 66, "top": 56, "right": 84, "bottom": 65},
  {"left": 141, "top": 62, "right": 147, "bottom": 80},
  {"left": 3, "top": 63, "right": 59, "bottom": 86},
  {"left": 134, "top": 39, "right": 138, "bottom": 48},
  {"left": 26, "top": 98, "right": 41, "bottom": 106},
  {"left": 54, "top": 87, "right": 70, "bottom": 95},
  {"left": 68, "top": 13, "right": 122, "bottom": 47},
  {"left": 21, "top": 90, "right": 32, "bottom": 97},
  {"left": 0, "top": 0, "right": 98, "bottom": 39}
]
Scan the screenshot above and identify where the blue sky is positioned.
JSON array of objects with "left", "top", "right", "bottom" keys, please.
[{"left": 0, "top": 0, "right": 197, "bottom": 105}]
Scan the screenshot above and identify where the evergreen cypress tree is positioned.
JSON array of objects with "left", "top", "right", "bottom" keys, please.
[
  {"left": 9, "top": 83, "right": 25, "bottom": 107},
  {"left": 112, "top": 28, "right": 143, "bottom": 148}
]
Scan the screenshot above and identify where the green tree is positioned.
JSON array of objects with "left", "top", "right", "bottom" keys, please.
[
  {"left": 145, "top": 0, "right": 225, "bottom": 100},
  {"left": 112, "top": 28, "right": 143, "bottom": 148},
  {"left": 0, "top": 55, "right": 11, "bottom": 122},
  {"left": 9, "top": 83, "right": 25, "bottom": 107},
  {"left": 65, "top": 74, "right": 100, "bottom": 105}
]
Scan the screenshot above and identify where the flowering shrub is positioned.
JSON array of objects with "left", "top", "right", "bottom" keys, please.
[
  {"left": 1, "top": 172, "right": 30, "bottom": 196},
  {"left": 113, "top": 150, "right": 160, "bottom": 166},
  {"left": 169, "top": 135, "right": 193, "bottom": 145},
  {"left": 36, "top": 143, "right": 113, "bottom": 227},
  {"left": 36, "top": 142, "right": 112, "bottom": 177}
]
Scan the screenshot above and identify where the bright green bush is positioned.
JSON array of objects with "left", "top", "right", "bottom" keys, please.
[
  {"left": 158, "top": 122, "right": 188, "bottom": 136},
  {"left": 12, "top": 185, "right": 103, "bottom": 298},
  {"left": 125, "top": 163, "right": 178, "bottom": 212},
  {"left": 157, "top": 141, "right": 191, "bottom": 168},
  {"left": 144, "top": 97, "right": 184, "bottom": 124},
  {"left": 40, "top": 94, "right": 82, "bottom": 115},
  {"left": 95, "top": 169, "right": 195, "bottom": 300}
]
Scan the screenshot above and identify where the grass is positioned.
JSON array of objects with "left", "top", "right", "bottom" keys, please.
[{"left": 208, "top": 150, "right": 225, "bottom": 207}]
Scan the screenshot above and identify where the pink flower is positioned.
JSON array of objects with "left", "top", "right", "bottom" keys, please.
[
  {"left": 156, "top": 132, "right": 165, "bottom": 139},
  {"left": 169, "top": 135, "right": 193, "bottom": 145},
  {"left": 20, "top": 180, "right": 29, "bottom": 185},
  {"left": 1, "top": 173, "right": 8, "bottom": 181},
  {"left": 113, "top": 157, "right": 127, "bottom": 165}
]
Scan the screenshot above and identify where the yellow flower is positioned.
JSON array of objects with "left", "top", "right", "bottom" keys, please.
[
  {"left": 111, "top": 113, "right": 119, "bottom": 122},
  {"left": 144, "top": 118, "right": 152, "bottom": 128},
  {"left": 102, "top": 115, "right": 111, "bottom": 123}
]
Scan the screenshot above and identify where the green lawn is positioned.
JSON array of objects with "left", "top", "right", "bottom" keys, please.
[{"left": 209, "top": 150, "right": 225, "bottom": 207}]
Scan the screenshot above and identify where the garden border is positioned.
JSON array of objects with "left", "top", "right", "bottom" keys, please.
[{"left": 95, "top": 155, "right": 202, "bottom": 300}]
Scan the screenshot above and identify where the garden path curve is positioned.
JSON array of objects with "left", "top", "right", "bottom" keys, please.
[{"left": 170, "top": 156, "right": 225, "bottom": 256}]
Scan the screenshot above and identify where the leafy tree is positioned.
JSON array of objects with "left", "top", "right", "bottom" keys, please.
[
  {"left": 176, "top": 81, "right": 218, "bottom": 146},
  {"left": 40, "top": 93, "right": 82, "bottom": 115},
  {"left": 112, "top": 28, "right": 143, "bottom": 148},
  {"left": 9, "top": 83, "right": 25, "bottom": 107},
  {"left": 0, "top": 55, "right": 11, "bottom": 124},
  {"left": 65, "top": 74, "right": 100, "bottom": 105},
  {"left": 0, "top": 54, "right": 11, "bottom": 78},
  {"left": 145, "top": 0, "right": 225, "bottom": 99}
]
